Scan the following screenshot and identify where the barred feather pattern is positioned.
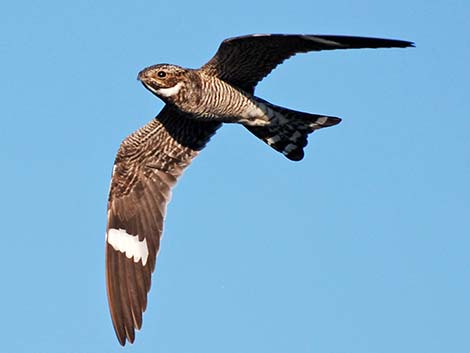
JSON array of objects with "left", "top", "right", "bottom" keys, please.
[
  {"left": 245, "top": 102, "right": 341, "bottom": 161},
  {"left": 107, "top": 33, "right": 413, "bottom": 345},
  {"left": 106, "top": 105, "right": 220, "bottom": 345},
  {"left": 179, "top": 74, "right": 262, "bottom": 124}
]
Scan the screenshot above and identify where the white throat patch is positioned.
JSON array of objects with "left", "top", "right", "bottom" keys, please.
[
  {"left": 156, "top": 82, "right": 183, "bottom": 97},
  {"left": 107, "top": 228, "right": 149, "bottom": 266}
]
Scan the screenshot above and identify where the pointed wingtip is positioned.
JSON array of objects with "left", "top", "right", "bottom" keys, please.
[
  {"left": 401, "top": 40, "right": 415, "bottom": 48},
  {"left": 395, "top": 39, "right": 415, "bottom": 48},
  {"left": 117, "top": 336, "right": 126, "bottom": 346},
  {"left": 115, "top": 330, "right": 135, "bottom": 346}
]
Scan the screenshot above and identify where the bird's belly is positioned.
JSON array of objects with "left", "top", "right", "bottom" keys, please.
[{"left": 186, "top": 101, "right": 270, "bottom": 126}]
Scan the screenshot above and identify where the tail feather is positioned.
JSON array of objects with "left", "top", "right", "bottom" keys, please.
[{"left": 245, "top": 103, "right": 341, "bottom": 161}]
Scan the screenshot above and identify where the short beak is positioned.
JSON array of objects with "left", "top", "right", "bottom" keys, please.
[
  {"left": 137, "top": 71, "right": 151, "bottom": 89},
  {"left": 137, "top": 66, "right": 153, "bottom": 82}
]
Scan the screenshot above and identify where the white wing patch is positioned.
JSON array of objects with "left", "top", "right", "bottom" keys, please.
[{"left": 107, "top": 228, "right": 149, "bottom": 266}]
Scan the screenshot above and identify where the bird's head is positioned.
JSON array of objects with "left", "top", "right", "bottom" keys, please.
[{"left": 137, "top": 64, "right": 187, "bottom": 100}]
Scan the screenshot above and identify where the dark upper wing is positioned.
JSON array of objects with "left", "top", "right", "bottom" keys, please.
[
  {"left": 105, "top": 105, "right": 220, "bottom": 345},
  {"left": 201, "top": 34, "right": 414, "bottom": 92}
]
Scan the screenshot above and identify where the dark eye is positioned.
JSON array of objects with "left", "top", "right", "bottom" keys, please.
[{"left": 157, "top": 71, "right": 166, "bottom": 78}]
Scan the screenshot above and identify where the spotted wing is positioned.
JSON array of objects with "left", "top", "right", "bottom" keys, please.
[
  {"left": 106, "top": 105, "right": 220, "bottom": 345},
  {"left": 201, "top": 34, "right": 414, "bottom": 92}
]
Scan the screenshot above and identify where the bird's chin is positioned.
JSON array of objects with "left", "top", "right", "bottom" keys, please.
[
  {"left": 140, "top": 81, "right": 183, "bottom": 100},
  {"left": 141, "top": 82, "right": 161, "bottom": 96}
]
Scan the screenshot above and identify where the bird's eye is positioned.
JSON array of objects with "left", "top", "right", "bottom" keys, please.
[{"left": 157, "top": 71, "right": 166, "bottom": 78}]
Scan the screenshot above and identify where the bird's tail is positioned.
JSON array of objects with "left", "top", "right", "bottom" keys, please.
[{"left": 244, "top": 102, "right": 341, "bottom": 161}]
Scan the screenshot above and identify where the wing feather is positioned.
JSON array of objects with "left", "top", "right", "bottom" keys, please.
[
  {"left": 201, "top": 34, "right": 414, "bottom": 92},
  {"left": 105, "top": 105, "right": 220, "bottom": 345}
]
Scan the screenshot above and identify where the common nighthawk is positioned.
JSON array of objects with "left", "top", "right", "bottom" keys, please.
[{"left": 105, "top": 34, "right": 413, "bottom": 345}]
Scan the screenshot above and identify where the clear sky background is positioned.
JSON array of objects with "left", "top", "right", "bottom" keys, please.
[{"left": 1, "top": 1, "right": 469, "bottom": 352}]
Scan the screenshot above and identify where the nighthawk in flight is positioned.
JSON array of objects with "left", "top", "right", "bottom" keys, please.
[{"left": 105, "top": 34, "right": 413, "bottom": 345}]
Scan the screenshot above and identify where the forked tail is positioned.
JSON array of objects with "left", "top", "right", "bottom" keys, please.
[{"left": 244, "top": 102, "right": 341, "bottom": 161}]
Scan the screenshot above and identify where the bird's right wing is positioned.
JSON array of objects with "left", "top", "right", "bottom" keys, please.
[
  {"left": 105, "top": 105, "right": 220, "bottom": 345},
  {"left": 201, "top": 34, "right": 414, "bottom": 93}
]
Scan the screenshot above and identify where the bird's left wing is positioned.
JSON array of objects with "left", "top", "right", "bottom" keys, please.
[
  {"left": 201, "top": 34, "right": 414, "bottom": 93},
  {"left": 105, "top": 105, "right": 220, "bottom": 345}
]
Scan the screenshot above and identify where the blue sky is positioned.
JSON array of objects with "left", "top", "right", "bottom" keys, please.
[{"left": 1, "top": 0, "right": 469, "bottom": 352}]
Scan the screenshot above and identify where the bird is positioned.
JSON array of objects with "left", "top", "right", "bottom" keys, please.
[{"left": 105, "top": 33, "right": 414, "bottom": 345}]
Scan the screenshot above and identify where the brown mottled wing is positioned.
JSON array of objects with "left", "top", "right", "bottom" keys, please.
[
  {"left": 201, "top": 34, "right": 414, "bottom": 93},
  {"left": 106, "top": 105, "right": 220, "bottom": 345}
]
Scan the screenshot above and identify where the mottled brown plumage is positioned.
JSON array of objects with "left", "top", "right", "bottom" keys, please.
[
  {"left": 106, "top": 106, "right": 219, "bottom": 345},
  {"left": 105, "top": 33, "right": 413, "bottom": 345}
]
